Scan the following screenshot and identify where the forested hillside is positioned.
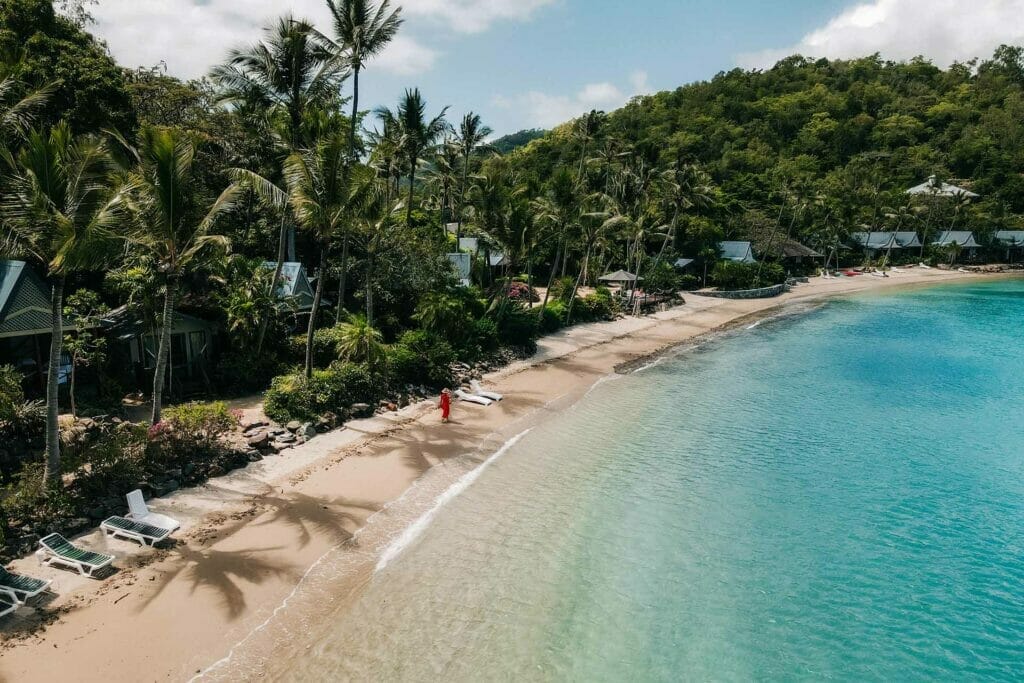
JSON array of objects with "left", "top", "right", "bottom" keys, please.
[{"left": 500, "top": 49, "right": 1024, "bottom": 254}]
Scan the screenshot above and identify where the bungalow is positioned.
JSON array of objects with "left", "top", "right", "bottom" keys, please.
[
  {"left": 0, "top": 260, "right": 75, "bottom": 391},
  {"left": 995, "top": 231, "right": 1024, "bottom": 262},
  {"left": 102, "top": 306, "right": 217, "bottom": 396},
  {"left": 262, "top": 261, "right": 317, "bottom": 313},
  {"left": 849, "top": 231, "right": 922, "bottom": 258},
  {"left": 932, "top": 231, "right": 981, "bottom": 262},
  {"left": 754, "top": 238, "right": 823, "bottom": 264},
  {"left": 719, "top": 241, "right": 757, "bottom": 264}
]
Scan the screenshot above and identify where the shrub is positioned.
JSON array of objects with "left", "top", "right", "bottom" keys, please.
[
  {"left": 472, "top": 316, "right": 500, "bottom": 352},
  {"left": 643, "top": 261, "right": 682, "bottom": 294},
  {"left": 497, "top": 305, "right": 539, "bottom": 347},
  {"left": 549, "top": 276, "right": 576, "bottom": 304},
  {"left": 264, "top": 363, "right": 380, "bottom": 423},
  {"left": 539, "top": 302, "right": 566, "bottom": 333},
  {"left": 711, "top": 261, "right": 785, "bottom": 290},
  {"left": 212, "top": 350, "right": 284, "bottom": 394},
  {"left": 573, "top": 289, "right": 618, "bottom": 322},
  {"left": 0, "top": 365, "right": 22, "bottom": 424},
  {"left": 162, "top": 401, "right": 238, "bottom": 451},
  {"left": 396, "top": 330, "right": 456, "bottom": 387},
  {"left": 505, "top": 281, "right": 539, "bottom": 303},
  {"left": 679, "top": 274, "right": 701, "bottom": 291}
]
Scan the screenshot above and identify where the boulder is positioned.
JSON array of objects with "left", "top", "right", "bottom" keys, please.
[
  {"left": 207, "top": 465, "right": 226, "bottom": 478},
  {"left": 241, "top": 419, "right": 267, "bottom": 430},
  {"left": 351, "top": 403, "right": 372, "bottom": 417},
  {"left": 286, "top": 420, "right": 302, "bottom": 433},
  {"left": 299, "top": 423, "right": 317, "bottom": 440},
  {"left": 247, "top": 450, "right": 263, "bottom": 462},
  {"left": 247, "top": 432, "right": 270, "bottom": 449}
]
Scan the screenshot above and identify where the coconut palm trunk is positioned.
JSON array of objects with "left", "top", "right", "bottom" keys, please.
[
  {"left": 565, "top": 238, "right": 595, "bottom": 325},
  {"left": 257, "top": 212, "right": 289, "bottom": 353},
  {"left": 43, "top": 276, "right": 65, "bottom": 486},
  {"left": 304, "top": 249, "right": 328, "bottom": 379},
  {"left": 538, "top": 235, "right": 564, "bottom": 320},
  {"left": 151, "top": 274, "right": 178, "bottom": 424},
  {"left": 406, "top": 155, "right": 417, "bottom": 227},
  {"left": 335, "top": 231, "right": 349, "bottom": 323}
]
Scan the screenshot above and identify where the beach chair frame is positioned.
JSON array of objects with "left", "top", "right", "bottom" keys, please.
[
  {"left": 37, "top": 534, "right": 114, "bottom": 578},
  {"left": 101, "top": 516, "right": 174, "bottom": 547}
]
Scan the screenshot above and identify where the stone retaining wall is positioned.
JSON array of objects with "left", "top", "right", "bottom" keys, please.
[{"left": 691, "top": 283, "right": 789, "bottom": 299}]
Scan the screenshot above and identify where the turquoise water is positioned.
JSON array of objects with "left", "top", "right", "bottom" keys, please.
[{"left": 287, "top": 280, "right": 1024, "bottom": 681}]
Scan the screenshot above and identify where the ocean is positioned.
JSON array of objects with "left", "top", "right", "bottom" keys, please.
[{"left": 224, "top": 279, "right": 1024, "bottom": 681}]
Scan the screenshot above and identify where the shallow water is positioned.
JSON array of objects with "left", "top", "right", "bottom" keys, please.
[{"left": 273, "top": 280, "right": 1024, "bottom": 681}]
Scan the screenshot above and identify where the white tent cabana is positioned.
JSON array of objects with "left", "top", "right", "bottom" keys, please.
[
  {"left": 906, "top": 175, "right": 979, "bottom": 198},
  {"left": 719, "top": 241, "right": 757, "bottom": 264}
]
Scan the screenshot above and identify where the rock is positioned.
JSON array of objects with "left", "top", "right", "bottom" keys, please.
[
  {"left": 386, "top": 403, "right": 398, "bottom": 412},
  {"left": 156, "top": 480, "right": 179, "bottom": 496},
  {"left": 299, "top": 422, "right": 317, "bottom": 440},
  {"left": 207, "top": 465, "right": 226, "bottom": 478},
  {"left": 241, "top": 419, "right": 267, "bottom": 430},
  {"left": 286, "top": 420, "right": 302, "bottom": 432},
  {"left": 247, "top": 450, "right": 263, "bottom": 462},
  {"left": 268, "top": 427, "right": 286, "bottom": 436},
  {"left": 316, "top": 416, "right": 333, "bottom": 432},
  {"left": 183, "top": 463, "right": 196, "bottom": 477},
  {"left": 351, "top": 403, "right": 371, "bottom": 417},
  {"left": 247, "top": 433, "right": 270, "bottom": 449},
  {"left": 165, "top": 468, "right": 182, "bottom": 480},
  {"left": 269, "top": 441, "right": 290, "bottom": 453},
  {"left": 65, "top": 518, "right": 91, "bottom": 534},
  {"left": 276, "top": 434, "right": 297, "bottom": 445}
]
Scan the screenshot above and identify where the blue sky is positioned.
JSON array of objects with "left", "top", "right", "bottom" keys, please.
[{"left": 90, "top": 0, "right": 1024, "bottom": 137}]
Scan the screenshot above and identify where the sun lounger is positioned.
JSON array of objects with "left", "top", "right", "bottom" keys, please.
[
  {"left": 470, "top": 380, "right": 503, "bottom": 402},
  {"left": 919, "top": 262, "right": 932, "bottom": 269},
  {"left": 101, "top": 516, "right": 174, "bottom": 546},
  {"left": 0, "top": 566, "right": 51, "bottom": 603},
  {"left": 0, "top": 594, "right": 17, "bottom": 619},
  {"left": 126, "top": 489, "right": 180, "bottom": 532},
  {"left": 37, "top": 534, "right": 114, "bottom": 577},
  {"left": 455, "top": 389, "right": 492, "bottom": 406}
]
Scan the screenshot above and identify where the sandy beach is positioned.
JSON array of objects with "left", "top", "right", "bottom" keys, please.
[{"left": 0, "top": 269, "right": 1005, "bottom": 682}]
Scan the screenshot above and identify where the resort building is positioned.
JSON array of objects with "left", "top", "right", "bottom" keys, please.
[
  {"left": 0, "top": 260, "right": 76, "bottom": 392},
  {"left": 995, "top": 231, "right": 1024, "bottom": 262},
  {"left": 719, "top": 241, "right": 757, "bottom": 264},
  {"left": 849, "top": 231, "right": 923, "bottom": 258},
  {"left": 262, "top": 261, "right": 318, "bottom": 313}
]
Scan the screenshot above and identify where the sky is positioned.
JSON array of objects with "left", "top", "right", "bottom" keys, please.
[{"left": 87, "top": 0, "right": 1024, "bottom": 137}]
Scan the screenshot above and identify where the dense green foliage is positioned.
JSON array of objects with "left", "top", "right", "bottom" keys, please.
[
  {"left": 492, "top": 128, "right": 546, "bottom": 154},
  {"left": 501, "top": 48, "right": 1024, "bottom": 259}
]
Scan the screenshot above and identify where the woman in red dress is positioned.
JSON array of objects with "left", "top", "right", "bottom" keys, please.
[{"left": 439, "top": 388, "right": 451, "bottom": 423}]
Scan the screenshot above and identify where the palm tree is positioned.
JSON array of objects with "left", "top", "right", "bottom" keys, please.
[
  {"left": 280, "top": 131, "right": 378, "bottom": 377},
  {"left": 121, "top": 126, "right": 237, "bottom": 423},
  {"left": 455, "top": 112, "right": 492, "bottom": 245},
  {"left": 336, "top": 312, "right": 385, "bottom": 369},
  {"left": 380, "top": 88, "right": 448, "bottom": 227},
  {"left": 325, "top": 0, "right": 402, "bottom": 165},
  {"left": 532, "top": 167, "right": 577, "bottom": 319},
  {"left": 0, "top": 123, "right": 124, "bottom": 485},
  {"left": 211, "top": 15, "right": 345, "bottom": 346},
  {"left": 0, "top": 74, "right": 53, "bottom": 162}
]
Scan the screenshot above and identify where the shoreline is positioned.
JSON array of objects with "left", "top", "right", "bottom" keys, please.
[{"left": 0, "top": 270, "right": 1012, "bottom": 681}]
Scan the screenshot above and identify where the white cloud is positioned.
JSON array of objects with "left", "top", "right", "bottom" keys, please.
[
  {"left": 737, "top": 0, "right": 1024, "bottom": 69},
  {"left": 401, "top": 0, "right": 557, "bottom": 34},
  {"left": 88, "top": 0, "right": 554, "bottom": 80},
  {"left": 493, "top": 71, "right": 648, "bottom": 129}
]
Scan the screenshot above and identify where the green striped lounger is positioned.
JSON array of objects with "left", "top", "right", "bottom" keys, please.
[
  {"left": 101, "top": 516, "right": 174, "bottom": 546},
  {"left": 37, "top": 533, "right": 114, "bottom": 577},
  {"left": 0, "top": 566, "right": 51, "bottom": 603}
]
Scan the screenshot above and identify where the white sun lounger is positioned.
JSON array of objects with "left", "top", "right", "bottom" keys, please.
[
  {"left": 37, "top": 534, "right": 114, "bottom": 577},
  {"left": 0, "top": 594, "right": 17, "bottom": 619},
  {"left": 470, "top": 380, "right": 503, "bottom": 402},
  {"left": 0, "top": 566, "right": 51, "bottom": 603},
  {"left": 126, "top": 489, "right": 180, "bottom": 532},
  {"left": 919, "top": 262, "right": 932, "bottom": 269},
  {"left": 101, "top": 516, "right": 174, "bottom": 546},
  {"left": 455, "top": 389, "right": 492, "bottom": 406}
]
